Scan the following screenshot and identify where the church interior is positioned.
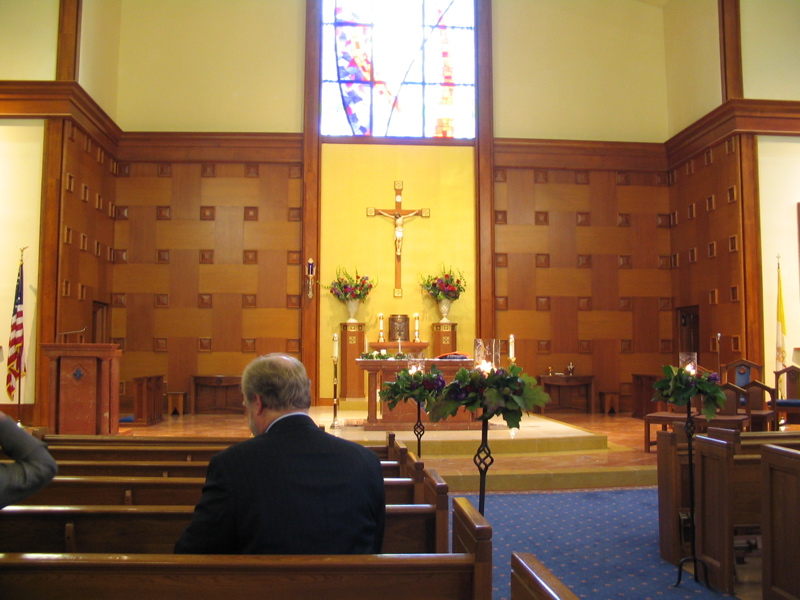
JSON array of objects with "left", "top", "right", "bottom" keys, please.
[{"left": 1, "top": 1, "right": 800, "bottom": 598}]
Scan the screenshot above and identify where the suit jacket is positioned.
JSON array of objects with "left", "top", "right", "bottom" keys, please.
[
  {"left": 0, "top": 417, "right": 58, "bottom": 508},
  {"left": 175, "top": 414, "right": 385, "bottom": 554}
]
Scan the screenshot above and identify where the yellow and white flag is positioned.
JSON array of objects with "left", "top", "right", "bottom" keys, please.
[{"left": 776, "top": 264, "right": 788, "bottom": 397}]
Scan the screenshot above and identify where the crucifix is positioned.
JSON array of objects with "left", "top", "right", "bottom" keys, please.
[{"left": 367, "top": 181, "right": 430, "bottom": 297}]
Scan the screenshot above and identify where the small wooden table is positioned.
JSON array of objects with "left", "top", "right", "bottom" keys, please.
[
  {"left": 357, "top": 358, "right": 477, "bottom": 430},
  {"left": 539, "top": 375, "right": 596, "bottom": 415},
  {"left": 191, "top": 375, "right": 243, "bottom": 414}
]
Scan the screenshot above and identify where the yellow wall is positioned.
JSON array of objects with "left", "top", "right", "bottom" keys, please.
[
  {"left": 663, "top": 0, "right": 722, "bottom": 137},
  {"left": 492, "top": 0, "right": 668, "bottom": 143},
  {"left": 115, "top": 0, "right": 305, "bottom": 132},
  {"left": 758, "top": 136, "right": 800, "bottom": 374},
  {"left": 0, "top": 0, "right": 59, "bottom": 80},
  {"left": 0, "top": 121, "right": 45, "bottom": 405},
  {"left": 79, "top": 0, "right": 122, "bottom": 122},
  {"left": 319, "top": 144, "right": 476, "bottom": 399},
  {"left": 741, "top": 0, "right": 800, "bottom": 101}
]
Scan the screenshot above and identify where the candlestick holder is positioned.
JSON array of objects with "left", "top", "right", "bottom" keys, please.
[{"left": 331, "top": 356, "right": 340, "bottom": 429}]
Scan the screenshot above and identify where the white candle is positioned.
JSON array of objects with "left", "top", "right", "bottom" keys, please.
[
  {"left": 414, "top": 313, "right": 419, "bottom": 326},
  {"left": 379, "top": 313, "right": 384, "bottom": 331},
  {"left": 332, "top": 334, "right": 339, "bottom": 359},
  {"left": 364, "top": 336, "right": 368, "bottom": 353},
  {"left": 509, "top": 334, "right": 515, "bottom": 359}
]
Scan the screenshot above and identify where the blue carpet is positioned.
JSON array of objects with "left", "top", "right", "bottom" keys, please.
[{"left": 462, "top": 488, "right": 733, "bottom": 600}]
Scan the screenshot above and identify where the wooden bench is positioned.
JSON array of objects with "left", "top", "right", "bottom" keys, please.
[
  {"left": 705, "top": 427, "right": 800, "bottom": 454},
  {"left": 761, "top": 444, "right": 800, "bottom": 600},
  {"left": 0, "top": 503, "right": 442, "bottom": 555},
  {"left": 655, "top": 428, "right": 690, "bottom": 565},
  {"left": 0, "top": 497, "right": 492, "bottom": 600},
  {"left": 510, "top": 552, "right": 580, "bottom": 600},
  {"left": 694, "top": 435, "right": 762, "bottom": 594}
]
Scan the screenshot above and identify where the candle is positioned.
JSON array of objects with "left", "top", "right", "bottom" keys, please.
[
  {"left": 364, "top": 336, "right": 368, "bottom": 354},
  {"left": 398, "top": 340, "right": 402, "bottom": 354},
  {"left": 332, "top": 334, "right": 338, "bottom": 359},
  {"left": 306, "top": 258, "right": 315, "bottom": 276},
  {"left": 509, "top": 334, "right": 515, "bottom": 359},
  {"left": 379, "top": 313, "right": 384, "bottom": 331}
]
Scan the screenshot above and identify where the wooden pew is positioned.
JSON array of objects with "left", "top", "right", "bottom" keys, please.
[
  {"left": 19, "top": 475, "right": 417, "bottom": 506},
  {"left": 45, "top": 458, "right": 402, "bottom": 478},
  {"left": 694, "top": 435, "right": 762, "bottom": 594},
  {"left": 0, "top": 497, "right": 492, "bottom": 600},
  {"left": 655, "top": 428, "right": 689, "bottom": 565},
  {"left": 0, "top": 503, "right": 441, "bottom": 555},
  {"left": 510, "top": 552, "right": 580, "bottom": 600},
  {"left": 705, "top": 427, "right": 800, "bottom": 454},
  {"left": 761, "top": 444, "right": 800, "bottom": 600}
]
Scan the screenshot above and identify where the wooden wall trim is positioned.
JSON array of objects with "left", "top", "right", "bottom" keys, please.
[
  {"left": 494, "top": 138, "right": 668, "bottom": 171},
  {"left": 0, "top": 81, "right": 121, "bottom": 151},
  {"left": 475, "top": 0, "right": 495, "bottom": 338},
  {"left": 718, "top": 0, "right": 744, "bottom": 102},
  {"left": 666, "top": 99, "right": 800, "bottom": 168},
  {"left": 739, "top": 134, "right": 764, "bottom": 366},
  {"left": 56, "top": 0, "right": 82, "bottom": 81},
  {"left": 301, "top": 0, "right": 323, "bottom": 400},
  {"left": 117, "top": 132, "right": 303, "bottom": 163}
]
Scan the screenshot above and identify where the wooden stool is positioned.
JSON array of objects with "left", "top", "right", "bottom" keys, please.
[
  {"left": 600, "top": 392, "right": 619, "bottom": 415},
  {"left": 166, "top": 392, "right": 186, "bottom": 416}
]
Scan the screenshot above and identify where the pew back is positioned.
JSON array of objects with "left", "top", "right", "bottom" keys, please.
[
  {"left": 761, "top": 444, "right": 800, "bottom": 600},
  {"left": 510, "top": 552, "right": 579, "bottom": 600},
  {"left": 0, "top": 497, "right": 491, "bottom": 600}
]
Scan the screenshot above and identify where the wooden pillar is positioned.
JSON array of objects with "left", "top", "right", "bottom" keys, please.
[{"left": 432, "top": 323, "right": 458, "bottom": 357}]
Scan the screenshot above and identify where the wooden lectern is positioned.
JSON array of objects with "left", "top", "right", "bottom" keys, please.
[
  {"left": 41, "top": 343, "right": 121, "bottom": 434},
  {"left": 340, "top": 323, "right": 365, "bottom": 399}
]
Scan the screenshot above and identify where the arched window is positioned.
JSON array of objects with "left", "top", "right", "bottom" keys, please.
[{"left": 320, "top": 0, "right": 476, "bottom": 138}]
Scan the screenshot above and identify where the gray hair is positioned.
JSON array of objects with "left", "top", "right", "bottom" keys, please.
[{"left": 241, "top": 353, "right": 312, "bottom": 410}]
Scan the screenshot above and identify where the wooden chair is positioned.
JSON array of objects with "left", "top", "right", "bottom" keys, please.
[
  {"left": 740, "top": 380, "right": 779, "bottom": 432},
  {"left": 774, "top": 365, "right": 800, "bottom": 424},
  {"left": 644, "top": 396, "right": 699, "bottom": 453},
  {"left": 702, "top": 382, "right": 750, "bottom": 432},
  {"left": 721, "top": 359, "right": 762, "bottom": 387}
]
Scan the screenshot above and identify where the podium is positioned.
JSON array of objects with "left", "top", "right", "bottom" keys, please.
[
  {"left": 340, "top": 323, "right": 365, "bottom": 399},
  {"left": 41, "top": 343, "right": 121, "bottom": 434},
  {"left": 432, "top": 323, "right": 457, "bottom": 356}
]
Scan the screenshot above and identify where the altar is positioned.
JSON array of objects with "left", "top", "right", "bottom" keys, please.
[{"left": 357, "top": 358, "right": 481, "bottom": 430}]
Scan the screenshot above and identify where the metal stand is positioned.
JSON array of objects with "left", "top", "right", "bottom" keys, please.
[
  {"left": 673, "top": 402, "right": 710, "bottom": 588},
  {"left": 331, "top": 357, "right": 340, "bottom": 429},
  {"left": 414, "top": 401, "right": 425, "bottom": 456},
  {"left": 473, "top": 413, "right": 494, "bottom": 515}
]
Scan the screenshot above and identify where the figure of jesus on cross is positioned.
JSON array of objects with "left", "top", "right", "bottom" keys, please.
[{"left": 367, "top": 181, "right": 429, "bottom": 295}]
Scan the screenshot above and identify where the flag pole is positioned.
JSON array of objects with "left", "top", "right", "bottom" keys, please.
[{"left": 13, "top": 247, "right": 27, "bottom": 427}]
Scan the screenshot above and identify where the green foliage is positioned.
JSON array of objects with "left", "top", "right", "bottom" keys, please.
[
  {"left": 379, "top": 366, "right": 446, "bottom": 411},
  {"left": 652, "top": 365, "right": 725, "bottom": 420}
]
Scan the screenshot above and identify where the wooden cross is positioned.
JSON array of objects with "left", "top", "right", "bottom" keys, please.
[{"left": 367, "top": 181, "right": 430, "bottom": 296}]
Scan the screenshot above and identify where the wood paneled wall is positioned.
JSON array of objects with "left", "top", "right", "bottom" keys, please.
[
  {"left": 493, "top": 141, "right": 671, "bottom": 407},
  {"left": 58, "top": 121, "right": 117, "bottom": 341},
  {"left": 111, "top": 159, "right": 304, "bottom": 399},
  {"left": 668, "top": 134, "right": 749, "bottom": 370}
]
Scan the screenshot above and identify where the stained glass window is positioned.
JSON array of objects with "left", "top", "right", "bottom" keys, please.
[{"left": 320, "top": 0, "right": 476, "bottom": 139}]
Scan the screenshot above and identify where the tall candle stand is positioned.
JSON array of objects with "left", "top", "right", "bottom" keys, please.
[
  {"left": 408, "top": 354, "right": 426, "bottom": 456},
  {"left": 473, "top": 339, "right": 500, "bottom": 515},
  {"left": 331, "top": 334, "right": 340, "bottom": 429}
]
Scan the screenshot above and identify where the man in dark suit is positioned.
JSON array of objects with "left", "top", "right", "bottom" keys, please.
[
  {"left": 0, "top": 410, "right": 57, "bottom": 508},
  {"left": 175, "top": 353, "right": 385, "bottom": 554}
]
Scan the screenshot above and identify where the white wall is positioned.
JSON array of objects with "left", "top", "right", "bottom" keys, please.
[
  {"left": 115, "top": 0, "right": 306, "bottom": 132},
  {"left": 492, "top": 0, "right": 668, "bottom": 143},
  {"left": 663, "top": 0, "right": 722, "bottom": 137},
  {"left": 0, "top": 121, "right": 45, "bottom": 405},
  {"left": 757, "top": 136, "right": 800, "bottom": 374},
  {"left": 0, "top": 0, "right": 59, "bottom": 80},
  {"left": 79, "top": 0, "right": 123, "bottom": 122},
  {"left": 741, "top": 0, "right": 800, "bottom": 101}
]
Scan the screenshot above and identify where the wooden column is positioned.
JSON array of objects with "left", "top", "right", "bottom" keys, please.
[{"left": 340, "top": 323, "right": 365, "bottom": 399}]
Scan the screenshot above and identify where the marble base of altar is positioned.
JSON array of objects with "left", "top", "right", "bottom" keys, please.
[{"left": 357, "top": 358, "right": 479, "bottom": 430}]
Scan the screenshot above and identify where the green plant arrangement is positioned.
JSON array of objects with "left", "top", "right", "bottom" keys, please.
[
  {"left": 360, "top": 351, "right": 406, "bottom": 360},
  {"left": 325, "top": 268, "right": 376, "bottom": 302},
  {"left": 378, "top": 365, "right": 446, "bottom": 411},
  {"left": 426, "top": 364, "right": 550, "bottom": 429},
  {"left": 652, "top": 365, "right": 725, "bottom": 420},
  {"left": 420, "top": 266, "right": 466, "bottom": 301}
]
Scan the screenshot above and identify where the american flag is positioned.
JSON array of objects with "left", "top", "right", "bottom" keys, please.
[{"left": 6, "top": 262, "right": 24, "bottom": 401}]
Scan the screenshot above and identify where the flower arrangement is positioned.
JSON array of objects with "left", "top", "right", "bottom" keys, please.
[
  {"left": 420, "top": 266, "right": 466, "bottom": 301},
  {"left": 652, "top": 365, "right": 725, "bottom": 420},
  {"left": 379, "top": 365, "right": 446, "bottom": 411},
  {"left": 425, "top": 364, "right": 549, "bottom": 429},
  {"left": 360, "top": 351, "right": 406, "bottom": 360},
  {"left": 325, "top": 268, "right": 376, "bottom": 302}
]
